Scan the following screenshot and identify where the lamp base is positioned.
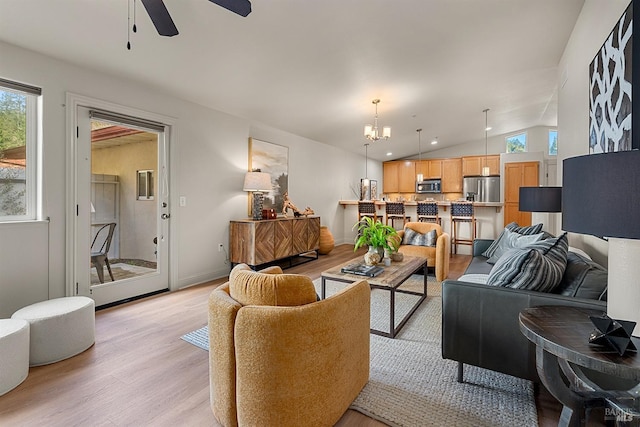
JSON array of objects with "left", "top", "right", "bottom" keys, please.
[
  {"left": 608, "top": 238, "right": 640, "bottom": 337},
  {"left": 251, "top": 192, "right": 264, "bottom": 221}
]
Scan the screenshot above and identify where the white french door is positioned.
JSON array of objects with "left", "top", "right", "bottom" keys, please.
[{"left": 73, "top": 105, "right": 170, "bottom": 307}]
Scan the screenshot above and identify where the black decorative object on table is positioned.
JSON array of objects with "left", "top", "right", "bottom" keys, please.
[{"left": 589, "top": 314, "right": 637, "bottom": 356}]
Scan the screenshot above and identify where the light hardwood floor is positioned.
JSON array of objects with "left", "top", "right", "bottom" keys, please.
[{"left": 0, "top": 244, "right": 563, "bottom": 426}]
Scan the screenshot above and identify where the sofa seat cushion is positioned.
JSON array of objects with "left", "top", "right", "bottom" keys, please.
[
  {"left": 456, "top": 274, "right": 489, "bottom": 284},
  {"left": 487, "top": 233, "right": 569, "bottom": 292},
  {"left": 402, "top": 228, "right": 437, "bottom": 247},
  {"left": 482, "top": 222, "right": 544, "bottom": 259},
  {"left": 229, "top": 264, "right": 317, "bottom": 307},
  {"left": 465, "top": 255, "right": 494, "bottom": 275}
]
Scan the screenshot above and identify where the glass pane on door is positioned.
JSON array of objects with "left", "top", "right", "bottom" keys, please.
[{"left": 90, "top": 120, "right": 158, "bottom": 286}]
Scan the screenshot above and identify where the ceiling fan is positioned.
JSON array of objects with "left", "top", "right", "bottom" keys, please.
[{"left": 140, "top": 0, "right": 252, "bottom": 37}]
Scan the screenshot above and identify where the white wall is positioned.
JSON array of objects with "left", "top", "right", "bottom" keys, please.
[
  {"left": 0, "top": 40, "right": 371, "bottom": 316},
  {"left": 557, "top": 0, "right": 630, "bottom": 267},
  {"left": 419, "top": 125, "right": 555, "bottom": 160}
]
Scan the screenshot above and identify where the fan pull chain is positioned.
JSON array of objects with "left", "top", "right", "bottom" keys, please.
[
  {"left": 127, "top": 0, "right": 131, "bottom": 50},
  {"left": 133, "top": 0, "right": 137, "bottom": 33}
]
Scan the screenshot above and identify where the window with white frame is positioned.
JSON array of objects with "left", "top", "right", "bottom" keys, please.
[
  {"left": 0, "top": 78, "right": 41, "bottom": 221},
  {"left": 506, "top": 132, "right": 527, "bottom": 153},
  {"left": 548, "top": 130, "right": 558, "bottom": 156},
  {"left": 137, "top": 170, "right": 154, "bottom": 200}
]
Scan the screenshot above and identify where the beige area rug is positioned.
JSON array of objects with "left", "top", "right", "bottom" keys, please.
[
  {"left": 320, "top": 274, "right": 440, "bottom": 334},
  {"left": 317, "top": 275, "right": 538, "bottom": 427},
  {"left": 90, "top": 262, "right": 156, "bottom": 285}
]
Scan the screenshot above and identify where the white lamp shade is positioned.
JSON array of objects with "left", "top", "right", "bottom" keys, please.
[
  {"left": 243, "top": 172, "right": 272, "bottom": 192},
  {"left": 382, "top": 127, "right": 391, "bottom": 138},
  {"left": 364, "top": 125, "right": 373, "bottom": 138},
  {"left": 481, "top": 166, "right": 490, "bottom": 177}
]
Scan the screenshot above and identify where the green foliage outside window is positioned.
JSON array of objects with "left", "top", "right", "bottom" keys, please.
[
  {"left": 0, "top": 91, "right": 26, "bottom": 150},
  {"left": 506, "top": 133, "right": 526, "bottom": 153},
  {"left": 0, "top": 90, "right": 27, "bottom": 216},
  {"left": 549, "top": 130, "right": 558, "bottom": 156}
]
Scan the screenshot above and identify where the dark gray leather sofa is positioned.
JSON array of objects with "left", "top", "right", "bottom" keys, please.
[{"left": 441, "top": 238, "right": 608, "bottom": 383}]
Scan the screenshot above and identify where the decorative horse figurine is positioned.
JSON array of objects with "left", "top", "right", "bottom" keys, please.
[{"left": 282, "top": 191, "right": 314, "bottom": 217}]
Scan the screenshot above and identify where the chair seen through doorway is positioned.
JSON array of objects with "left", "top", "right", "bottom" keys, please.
[{"left": 91, "top": 223, "right": 117, "bottom": 283}]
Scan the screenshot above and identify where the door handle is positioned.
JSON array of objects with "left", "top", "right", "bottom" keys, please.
[{"left": 161, "top": 213, "right": 171, "bottom": 220}]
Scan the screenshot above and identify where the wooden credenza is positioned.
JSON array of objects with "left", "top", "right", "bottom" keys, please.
[{"left": 229, "top": 216, "right": 320, "bottom": 267}]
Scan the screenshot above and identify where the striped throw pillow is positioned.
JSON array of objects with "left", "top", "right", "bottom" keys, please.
[
  {"left": 402, "top": 228, "right": 437, "bottom": 247},
  {"left": 482, "top": 222, "right": 544, "bottom": 259},
  {"left": 487, "top": 233, "right": 568, "bottom": 292}
]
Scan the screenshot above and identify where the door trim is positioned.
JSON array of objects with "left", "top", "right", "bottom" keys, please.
[{"left": 65, "top": 92, "right": 178, "bottom": 296}]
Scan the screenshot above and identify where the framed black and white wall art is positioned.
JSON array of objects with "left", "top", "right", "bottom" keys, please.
[{"left": 589, "top": 2, "right": 633, "bottom": 154}]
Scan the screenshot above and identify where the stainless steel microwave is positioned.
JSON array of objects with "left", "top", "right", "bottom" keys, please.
[{"left": 416, "top": 179, "right": 441, "bottom": 193}]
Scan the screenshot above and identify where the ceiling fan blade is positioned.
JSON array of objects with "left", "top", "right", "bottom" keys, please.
[
  {"left": 140, "top": 0, "right": 179, "bottom": 37},
  {"left": 208, "top": 0, "right": 252, "bottom": 17}
]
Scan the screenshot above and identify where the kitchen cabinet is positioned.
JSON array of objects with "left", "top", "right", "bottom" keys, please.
[
  {"left": 485, "top": 156, "right": 500, "bottom": 175},
  {"left": 427, "top": 159, "right": 442, "bottom": 178},
  {"left": 441, "top": 158, "right": 462, "bottom": 193},
  {"left": 398, "top": 160, "right": 416, "bottom": 192},
  {"left": 462, "top": 155, "right": 500, "bottom": 176},
  {"left": 504, "top": 161, "right": 539, "bottom": 226},
  {"left": 229, "top": 217, "right": 320, "bottom": 267},
  {"left": 416, "top": 159, "right": 442, "bottom": 179},
  {"left": 383, "top": 161, "right": 399, "bottom": 193},
  {"left": 383, "top": 160, "right": 415, "bottom": 193}
]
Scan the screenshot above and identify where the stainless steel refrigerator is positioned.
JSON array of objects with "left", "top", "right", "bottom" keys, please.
[{"left": 463, "top": 176, "right": 500, "bottom": 202}]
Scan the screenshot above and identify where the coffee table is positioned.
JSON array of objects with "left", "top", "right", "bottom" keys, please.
[{"left": 321, "top": 255, "right": 427, "bottom": 338}]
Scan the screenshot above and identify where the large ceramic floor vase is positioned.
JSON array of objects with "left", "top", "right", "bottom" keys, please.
[{"left": 319, "top": 226, "right": 335, "bottom": 255}]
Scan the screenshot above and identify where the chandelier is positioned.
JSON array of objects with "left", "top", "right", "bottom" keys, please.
[{"left": 364, "top": 99, "right": 391, "bottom": 142}]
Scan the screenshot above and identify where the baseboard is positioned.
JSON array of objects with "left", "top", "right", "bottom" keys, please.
[{"left": 176, "top": 268, "right": 230, "bottom": 290}]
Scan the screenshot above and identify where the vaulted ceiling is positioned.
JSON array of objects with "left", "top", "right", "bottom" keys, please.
[{"left": 0, "top": 0, "right": 585, "bottom": 160}]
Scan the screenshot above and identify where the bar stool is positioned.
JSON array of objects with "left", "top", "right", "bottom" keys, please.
[
  {"left": 417, "top": 201, "right": 440, "bottom": 225},
  {"left": 450, "top": 201, "right": 476, "bottom": 254},
  {"left": 357, "top": 201, "right": 378, "bottom": 222},
  {"left": 385, "top": 202, "right": 410, "bottom": 229}
]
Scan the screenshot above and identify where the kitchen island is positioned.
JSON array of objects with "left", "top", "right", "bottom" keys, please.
[{"left": 338, "top": 200, "right": 504, "bottom": 255}]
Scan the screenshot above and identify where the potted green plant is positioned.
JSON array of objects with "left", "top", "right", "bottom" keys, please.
[
  {"left": 353, "top": 217, "right": 398, "bottom": 265},
  {"left": 385, "top": 232, "right": 403, "bottom": 262}
]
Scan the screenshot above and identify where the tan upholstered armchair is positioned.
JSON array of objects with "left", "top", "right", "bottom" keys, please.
[
  {"left": 397, "top": 222, "right": 450, "bottom": 281},
  {"left": 208, "top": 264, "right": 370, "bottom": 427}
]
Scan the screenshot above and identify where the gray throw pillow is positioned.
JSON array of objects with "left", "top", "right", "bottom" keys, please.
[
  {"left": 402, "top": 228, "right": 437, "bottom": 247},
  {"left": 487, "top": 233, "right": 568, "bottom": 292},
  {"left": 486, "top": 228, "right": 544, "bottom": 264},
  {"left": 482, "top": 222, "right": 544, "bottom": 259}
]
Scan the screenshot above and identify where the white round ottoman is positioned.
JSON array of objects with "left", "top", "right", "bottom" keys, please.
[
  {"left": 12, "top": 296, "right": 95, "bottom": 366},
  {"left": 0, "top": 318, "right": 30, "bottom": 396}
]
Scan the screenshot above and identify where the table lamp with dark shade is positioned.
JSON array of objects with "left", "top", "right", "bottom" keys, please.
[
  {"left": 562, "top": 150, "right": 640, "bottom": 336},
  {"left": 519, "top": 187, "right": 562, "bottom": 212}
]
